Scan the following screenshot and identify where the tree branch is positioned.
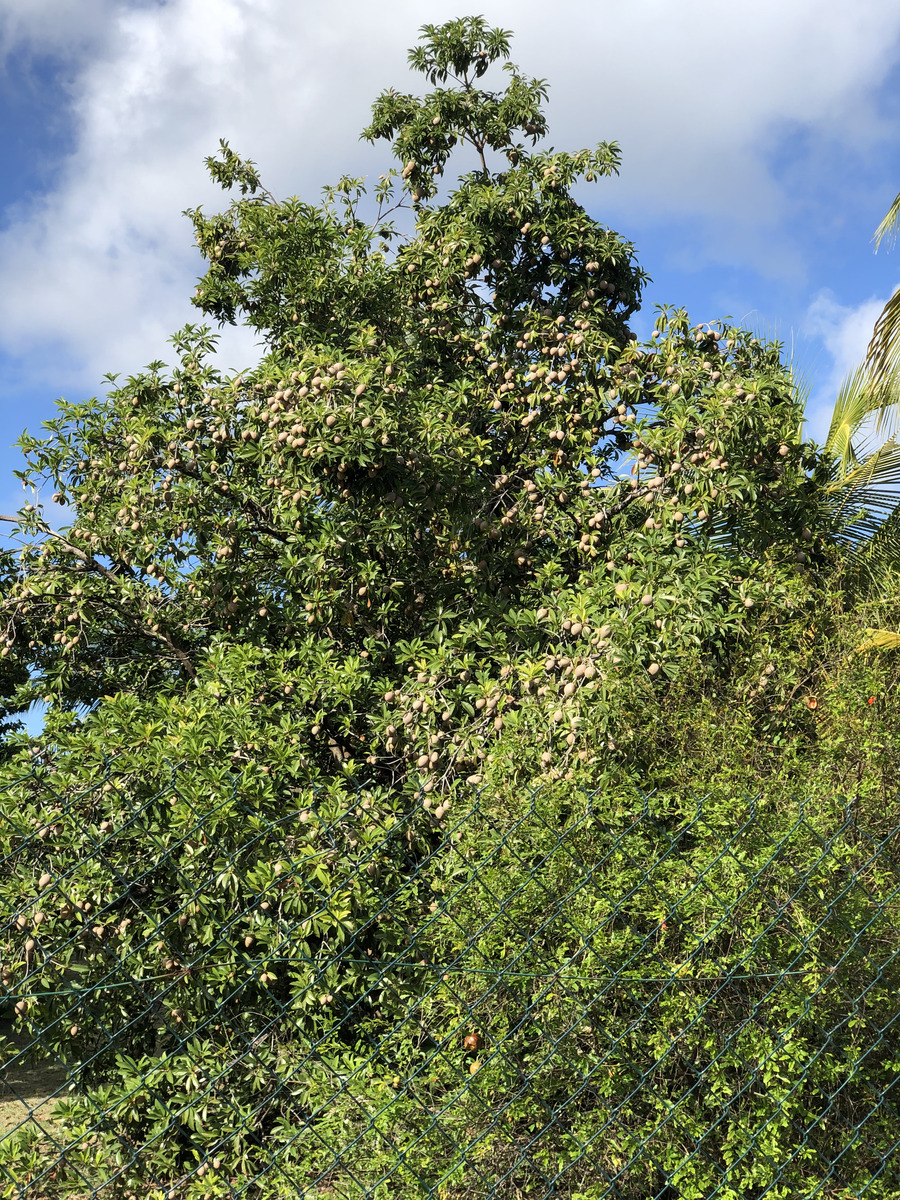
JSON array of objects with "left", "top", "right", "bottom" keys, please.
[{"left": 0, "top": 515, "right": 196, "bottom": 678}]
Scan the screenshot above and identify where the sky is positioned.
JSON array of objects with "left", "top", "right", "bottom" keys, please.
[{"left": 1, "top": 0, "right": 900, "bottom": 504}]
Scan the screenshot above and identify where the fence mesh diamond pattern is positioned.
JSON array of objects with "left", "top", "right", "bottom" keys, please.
[{"left": 1, "top": 757, "right": 899, "bottom": 1199}]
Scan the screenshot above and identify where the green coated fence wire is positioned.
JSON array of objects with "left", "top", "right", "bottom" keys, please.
[
  {"left": 2, "top": 761, "right": 900, "bottom": 1199},
  {"left": 6, "top": 960, "right": 826, "bottom": 1002}
]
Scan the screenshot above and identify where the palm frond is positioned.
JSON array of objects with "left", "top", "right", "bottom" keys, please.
[
  {"left": 857, "top": 627, "right": 900, "bottom": 651},
  {"left": 811, "top": 192, "right": 900, "bottom": 578},
  {"left": 854, "top": 190, "right": 900, "bottom": 428},
  {"left": 835, "top": 437, "right": 900, "bottom": 492},
  {"left": 786, "top": 357, "right": 814, "bottom": 443},
  {"left": 824, "top": 365, "right": 874, "bottom": 471},
  {"left": 831, "top": 482, "right": 900, "bottom": 595},
  {"left": 827, "top": 439, "right": 900, "bottom": 537},
  {"left": 865, "top": 289, "right": 900, "bottom": 404},
  {"left": 825, "top": 360, "right": 900, "bottom": 465},
  {"left": 826, "top": 460, "right": 900, "bottom": 585},
  {"left": 874, "top": 190, "right": 900, "bottom": 252}
]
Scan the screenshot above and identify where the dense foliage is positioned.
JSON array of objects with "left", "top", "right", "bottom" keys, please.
[
  {"left": 2, "top": 18, "right": 898, "bottom": 1200},
  {"left": 3, "top": 21, "right": 825, "bottom": 768}
]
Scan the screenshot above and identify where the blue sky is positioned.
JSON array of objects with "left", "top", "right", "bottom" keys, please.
[{"left": 2, "top": 0, "right": 900, "bottom": 509}]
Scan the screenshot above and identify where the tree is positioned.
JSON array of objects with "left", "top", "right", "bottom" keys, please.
[
  {"left": 810, "top": 189, "right": 900, "bottom": 626},
  {"left": 4, "top": 17, "right": 822, "bottom": 769},
  {"left": 5, "top": 17, "right": 895, "bottom": 1200}
]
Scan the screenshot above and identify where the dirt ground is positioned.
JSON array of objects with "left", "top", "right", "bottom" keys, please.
[{"left": 0, "top": 1020, "right": 68, "bottom": 1141}]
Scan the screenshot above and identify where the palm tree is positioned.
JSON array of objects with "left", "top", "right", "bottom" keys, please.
[
  {"left": 816, "top": 365, "right": 900, "bottom": 650},
  {"left": 820, "top": 363, "right": 900, "bottom": 557},
  {"left": 820, "top": 186, "right": 900, "bottom": 547},
  {"left": 816, "top": 195, "right": 900, "bottom": 649}
]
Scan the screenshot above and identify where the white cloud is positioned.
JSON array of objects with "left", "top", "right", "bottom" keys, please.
[
  {"left": 1, "top": 0, "right": 900, "bottom": 399},
  {"left": 805, "top": 291, "right": 886, "bottom": 385}
]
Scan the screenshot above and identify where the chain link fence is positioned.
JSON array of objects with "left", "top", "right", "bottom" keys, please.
[{"left": 2, "top": 755, "right": 900, "bottom": 1199}]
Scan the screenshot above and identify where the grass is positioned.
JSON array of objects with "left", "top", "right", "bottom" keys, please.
[{"left": 0, "top": 1021, "right": 67, "bottom": 1142}]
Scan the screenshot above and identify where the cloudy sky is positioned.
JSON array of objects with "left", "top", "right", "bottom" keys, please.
[{"left": 2, "top": 0, "right": 900, "bottom": 519}]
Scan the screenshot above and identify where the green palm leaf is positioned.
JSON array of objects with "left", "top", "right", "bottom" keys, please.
[
  {"left": 825, "top": 437, "right": 900, "bottom": 571},
  {"left": 857, "top": 627, "right": 900, "bottom": 651},
  {"left": 824, "top": 364, "right": 900, "bottom": 469},
  {"left": 819, "top": 363, "right": 900, "bottom": 580},
  {"left": 865, "top": 290, "right": 900, "bottom": 399},
  {"left": 809, "top": 191, "right": 900, "bottom": 596},
  {"left": 874, "top": 190, "right": 900, "bottom": 252}
]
